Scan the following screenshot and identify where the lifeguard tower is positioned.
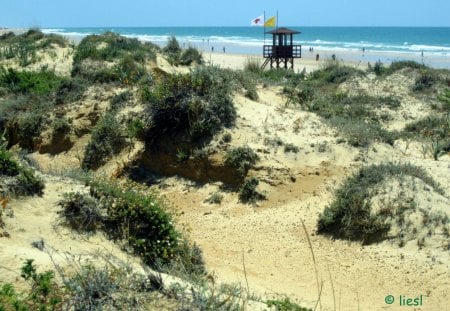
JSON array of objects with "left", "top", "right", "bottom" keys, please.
[{"left": 262, "top": 27, "right": 302, "bottom": 70}]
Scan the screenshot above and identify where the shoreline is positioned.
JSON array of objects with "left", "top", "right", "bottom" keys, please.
[{"left": 2, "top": 27, "right": 450, "bottom": 70}]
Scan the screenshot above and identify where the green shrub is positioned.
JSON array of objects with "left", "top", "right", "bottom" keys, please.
[
  {"left": 179, "top": 47, "right": 203, "bottom": 66},
  {"left": 163, "top": 36, "right": 182, "bottom": 65},
  {"left": 309, "top": 60, "right": 363, "bottom": 84},
  {"left": 238, "top": 177, "right": 266, "bottom": 204},
  {"left": 82, "top": 113, "right": 127, "bottom": 170},
  {"left": 114, "top": 54, "right": 146, "bottom": 84},
  {"left": 0, "top": 67, "right": 63, "bottom": 95},
  {"left": 141, "top": 67, "right": 236, "bottom": 145},
  {"left": 73, "top": 32, "right": 156, "bottom": 64},
  {"left": 225, "top": 146, "right": 259, "bottom": 176},
  {"left": 318, "top": 163, "right": 444, "bottom": 243},
  {"left": 259, "top": 68, "right": 305, "bottom": 85},
  {"left": 88, "top": 179, "right": 181, "bottom": 267},
  {"left": 58, "top": 192, "right": 103, "bottom": 232}
]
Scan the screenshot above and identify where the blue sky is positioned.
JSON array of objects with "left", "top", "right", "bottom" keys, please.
[{"left": 2, "top": 0, "right": 450, "bottom": 27}]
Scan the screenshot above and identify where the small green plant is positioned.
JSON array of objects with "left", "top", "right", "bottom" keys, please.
[
  {"left": 176, "top": 149, "right": 189, "bottom": 162},
  {"left": 239, "top": 177, "right": 266, "bottom": 204},
  {"left": 266, "top": 297, "right": 312, "bottom": 311},
  {"left": 19, "top": 259, "right": 63, "bottom": 310},
  {"left": 221, "top": 132, "right": 232, "bottom": 143},
  {"left": 225, "top": 146, "right": 259, "bottom": 176}
]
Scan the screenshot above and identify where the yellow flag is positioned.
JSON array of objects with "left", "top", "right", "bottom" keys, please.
[{"left": 264, "top": 16, "right": 276, "bottom": 27}]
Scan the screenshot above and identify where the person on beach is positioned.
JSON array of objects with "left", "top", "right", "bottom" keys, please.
[
  {"left": 316, "top": 53, "right": 320, "bottom": 61},
  {"left": 223, "top": 46, "right": 225, "bottom": 53},
  {"left": 332, "top": 54, "right": 336, "bottom": 61},
  {"left": 211, "top": 46, "right": 214, "bottom": 52}
]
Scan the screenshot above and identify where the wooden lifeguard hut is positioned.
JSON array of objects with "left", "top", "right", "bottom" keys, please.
[{"left": 262, "top": 27, "right": 302, "bottom": 70}]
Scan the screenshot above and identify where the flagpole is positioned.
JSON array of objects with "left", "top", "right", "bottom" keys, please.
[
  {"left": 276, "top": 10, "right": 278, "bottom": 28},
  {"left": 264, "top": 11, "right": 266, "bottom": 45}
]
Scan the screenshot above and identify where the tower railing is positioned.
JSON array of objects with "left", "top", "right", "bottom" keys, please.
[{"left": 263, "top": 45, "right": 302, "bottom": 58}]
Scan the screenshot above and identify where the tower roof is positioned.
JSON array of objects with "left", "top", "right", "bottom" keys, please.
[{"left": 265, "top": 27, "right": 301, "bottom": 35}]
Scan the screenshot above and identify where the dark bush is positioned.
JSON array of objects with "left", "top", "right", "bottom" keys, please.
[
  {"left": 141, "top": 67, "right": 236, "bottom": 145},
  {"left": 82, "top": 113, "right": 127, "bottom": 170},
  {"left": 412, "top": 71, "right": 438, "bottom": 91},
  {"left": 225, "top": 146, "right": 259, "bottom": 176},
  {"left": 54, "top": 78, "right": 87, "bottom": 105},
  {"left": 239, "top": 177, "right": 266, "bottom": 204},
  {"left": 58, "top": 192, "right": 103, "bottom": 232}
]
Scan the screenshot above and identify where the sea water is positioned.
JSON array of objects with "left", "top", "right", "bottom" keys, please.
[{"left": 43, "top": 26, "right": 450, "bottom": 67}]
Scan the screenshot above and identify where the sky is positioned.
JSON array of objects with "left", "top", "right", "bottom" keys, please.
[{"left": 1, "top": 0, "right": 450, "bottom": 28}]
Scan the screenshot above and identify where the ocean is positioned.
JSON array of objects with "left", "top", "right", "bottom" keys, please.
[{"left": 42, "top": 26, "right": 450, "bottom": 66}]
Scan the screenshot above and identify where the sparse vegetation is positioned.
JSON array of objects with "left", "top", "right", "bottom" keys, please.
[{"left": 318, "top": 163, "right": 444, "bottom": 244}]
